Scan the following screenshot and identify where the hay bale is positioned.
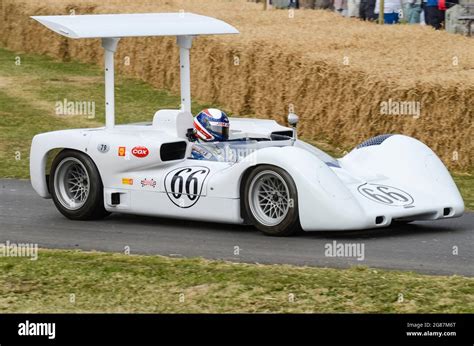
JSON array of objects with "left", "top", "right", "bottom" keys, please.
[{"left": 1, "top": 0, "right": 472, "bottom": 171}]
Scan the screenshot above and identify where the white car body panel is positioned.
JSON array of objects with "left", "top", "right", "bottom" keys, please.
[{"left": 29, "top": 12, "right": 464, "bottom": 232}]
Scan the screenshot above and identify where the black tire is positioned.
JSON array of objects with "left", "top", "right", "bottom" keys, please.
[
  {"left": 243, "top": 165, "right": 300, "bottom": 236},
  {"left": 49, "top": 150, "right": 110, "bottom": 220}
]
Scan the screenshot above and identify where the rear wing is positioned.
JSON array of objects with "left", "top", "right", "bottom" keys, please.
[{"left": 32, "top": 13, "right": 239, "bottom": 128}]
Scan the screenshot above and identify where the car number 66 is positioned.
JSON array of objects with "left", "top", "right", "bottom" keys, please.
[
  {"left": 357, "top": 183, "right": 414, "bottom": 206},
  {"left": 165, "top": 167, "right": 210, "bottom": 208}
]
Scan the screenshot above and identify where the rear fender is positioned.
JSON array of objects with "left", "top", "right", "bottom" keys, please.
[{"left": 30, "top": 129, "right": 93, "bottom": 198}]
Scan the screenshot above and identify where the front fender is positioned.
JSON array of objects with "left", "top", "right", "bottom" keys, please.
[
  {"left": 340, "top": 134, "right": 464, "bottom": 216},
  {"left": 209, "top": 146, "right": 368, "bottom": 231},
  {"left": 30, "top": 129, "right": 93, "bottom": 198}
]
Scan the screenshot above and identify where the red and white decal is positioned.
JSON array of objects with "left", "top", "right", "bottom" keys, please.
[
  {"left": 131, "top": 146, "right": 149, "bottom": 158},
  {"left": 140, "top": 178, "right": 157, "bottom": 188}
]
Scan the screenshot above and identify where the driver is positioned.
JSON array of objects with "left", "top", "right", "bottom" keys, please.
[{"left": 190, "top": 108, "right": 233, "bottom": 161}]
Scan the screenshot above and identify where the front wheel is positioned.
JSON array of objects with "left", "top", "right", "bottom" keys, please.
[
  {"left": 49, "top": 150, "right": 109, "bottom": 220},
  {"left": 243, "top": 165, "right": 300, "bottom": 236}
]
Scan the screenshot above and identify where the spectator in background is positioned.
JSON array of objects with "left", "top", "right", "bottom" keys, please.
[
  {"left": 403, "top": 0, "right": 422, "bottom": 23},
  {"left": 424, "top": 0, "right": 444, "bottom": 29},
  {"left": 425, "top": 0, "right": 458, "bottom": 29},
  {"left": 375, "top": 0, "right": 402, "bottom": 23},
  {"left": 359, "top": 0, "right": 377, "bottom": 20},
  {"left": 315, "top": 0, "right": 334, "bottom": 9},
  {"left": 289, "top": 0, "right": 298, "bottom": 7},
  {"left": 348, "top": 0, "right": 361, "bottom": 17},
  {"left": 334, "top": 0, "right": 348, "bottom": 15}
]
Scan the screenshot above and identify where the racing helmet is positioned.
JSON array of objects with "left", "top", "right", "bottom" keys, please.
[{"left": 194, "top": 108, "right": 230, "bottom": 142}]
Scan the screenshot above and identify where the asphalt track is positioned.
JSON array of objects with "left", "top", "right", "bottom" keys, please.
[{"left": 0, "top": 179, "right": 472, "bottom": 276}]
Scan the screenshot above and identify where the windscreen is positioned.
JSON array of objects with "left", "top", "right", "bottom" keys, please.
[{"left": 191, "top": 140, "right": 260, "bottom": 163}]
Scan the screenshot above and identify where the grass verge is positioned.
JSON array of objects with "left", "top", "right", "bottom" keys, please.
[
  {"left": 453, "top": 175, "right": 474, "bottom": 211},
  {"left": 0, "top": 249, "right": 473, "bottom": 313}
]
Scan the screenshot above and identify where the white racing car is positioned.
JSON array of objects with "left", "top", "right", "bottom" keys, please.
[{"left": 30, "top": 13, "right": 464, "bottom": 236}]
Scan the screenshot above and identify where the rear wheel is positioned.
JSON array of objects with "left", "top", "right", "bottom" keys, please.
[
  {"left": 49, "top": 150, "right": 109, "bottom": 220},
  {"left": 243, "top": 165, "right": 300, "bottom": 236}
]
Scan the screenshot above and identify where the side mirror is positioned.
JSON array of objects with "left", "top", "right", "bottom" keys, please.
[{"left": 288, "top": 112, "right": 299, "bottom": 128}]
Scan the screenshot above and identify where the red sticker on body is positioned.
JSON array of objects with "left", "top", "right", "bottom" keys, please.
[{"left": 131, "top": 146, "right": 149, "bottom": 158}]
